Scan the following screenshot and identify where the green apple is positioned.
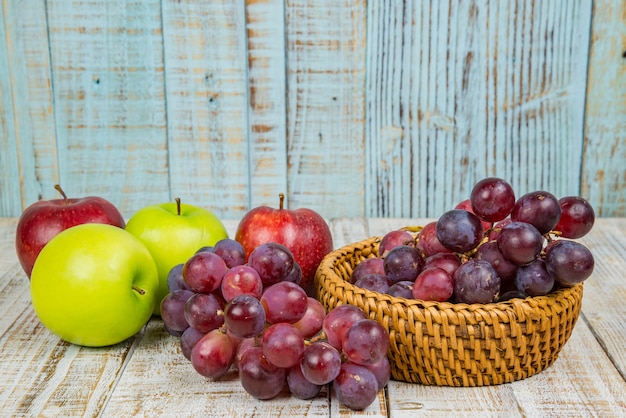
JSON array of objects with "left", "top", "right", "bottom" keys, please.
[
  {"left": 30, "top": 223, "right": 159, "bottom": 347},
  {"left": 125, "top": 199, "right": 228, "bottom": 315}
]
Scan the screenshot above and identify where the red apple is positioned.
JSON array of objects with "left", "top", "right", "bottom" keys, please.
[
  {"left": 235, "top": 194, "right": 333, "bottom": 297},
  {"left": 15, "top": 184, "right": 126, "bottom": 278}
]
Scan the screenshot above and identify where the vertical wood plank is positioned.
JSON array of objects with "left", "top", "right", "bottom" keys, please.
[
  {"left": 46, "top": 0, "right": 169, "bottom": 218},
  {"left": 581, "top": 0, "right": 626, "bottom": 216},
  {"left": 245, "top": 0, "right": 289, "bottom": 208},
  {"left": 162, "top": 0, "right": 249, "bottom": 219},
  {"left": 0, "top": 0, "right": 58, "bottom": 214},
  {"left": 366, "top": 0, "right": 593, "bottom": 218},
  {"left": 285, "top": 0, "right": 367, "bottom": 218}
]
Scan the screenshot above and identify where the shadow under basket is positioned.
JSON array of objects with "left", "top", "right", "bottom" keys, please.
[{"left": 314, "top": 236, "right": 584, "bottom": 387}]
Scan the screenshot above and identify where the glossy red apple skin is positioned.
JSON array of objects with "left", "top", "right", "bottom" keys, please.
[
  {"left": 235, "top": 195, "right": 333, "bottom": 297},
  {"left": 15, "top": 185, "right": 125, "bottom": 278}
]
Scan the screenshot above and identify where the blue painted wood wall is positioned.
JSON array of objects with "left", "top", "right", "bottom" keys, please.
[{"left": 1, "top": 0, "right": 624, "bottom": 221}]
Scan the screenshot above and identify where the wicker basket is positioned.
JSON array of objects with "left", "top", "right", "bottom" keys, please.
[{"left": 314, "top": 236, "right": 584, "bottom": 386}]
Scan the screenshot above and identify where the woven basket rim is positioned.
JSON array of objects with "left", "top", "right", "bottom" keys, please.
[{"left": 316, "top": 235, "right": 583, "bottom": 314}]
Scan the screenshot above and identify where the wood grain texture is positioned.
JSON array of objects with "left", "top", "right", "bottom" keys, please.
[
  {"left": 162, "top": 0, "right": 250, "bottom": 218},
  {"left": 581, "top": 0, "right": 626, "bottom": 217},
  {"left": 365, "top": 0, "right": 593, "bottom": 218},
  {"left": 284, "top": 0, "right": 367, "bottom": 218},
  {"left": 0, "top": 0, "right": 58, "bottom": 213},
  {"left": 245, "top": 0, "right": 289, "bottom": 208},
  {"left": 46, "top": 0, "right": 170, "bottom": 215}
]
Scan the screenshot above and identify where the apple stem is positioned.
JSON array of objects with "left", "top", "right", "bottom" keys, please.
[
  {"left": 279, "top": 193, "right": 285, "bottom": 210},
  {"left": 132, "top": 285, "right": 146, "bottom": 295},
  {"left": 54, "top": 184, "right": 69, "bottom": 205},
  {"left": 175, "top": 197, "right": 181, "bottom": 216}
]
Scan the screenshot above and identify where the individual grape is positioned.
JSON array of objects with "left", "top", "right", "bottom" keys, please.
[
  {"left": 260, "top": 281, "right": 308, "bottom": 324},
  {"left": 195, "top": 246, "right": 214, "bottom": 254},
  {"left": 416, "top": 221, "right": 452, "bottom": 257},
  {"left": 167, "top": 263, "right": 191, "bottom": 292},
  {"left": 554, "top": 196, "right": 595, "bottom": 238},
  {"left": 455, "top": 199, "right": 492, "bottom": 231},
  {"left": 453, "top": 259, "right": 501, "bottom": 304},
  {"left": 239, "top": 346, "right": 287, "bottom": 400},
  {"left": 300, "top": 341, "right": 342, "bottom": 385},
  {"left": 261, "top": 323, "right": 305, "bottom": 369},
  {"left": 363, "top": 356, "right": 391, "bottom": 390},
  {"left": 475, "top": 240, "right": 517, "bottom": 283},
  {"left": 424, "top": 252, "right": 462, "bottom": 277},
  {"left": 378, "top": 229, "right": 415, "bottom": 257},
  {"left": 287, "top": 365, "right": 322, "bottom": 400},
  {"left": 180, "top": 326, "right": 206, "bottom": 361},
  {"left": 184, "top": 292, "right": 225, "bottom": 333},
  {"left": 412, "top": 267, "right": 454, "bottom": 302},
  {"left": 292, "top": 297, "right": 326, "bottom": 338},
  {"left": 383, "top": 245, "right": 424, "bottom": 283},
  {"left": 342, "top": 319, "right": 390, "bottom": 366},
  {"left": 470, "top": 177, "right": 516, "bottom": 222},
  {"left": 213, "top": 238, "right": 246, "bottom": 268},
  {"left": 233, "top": 337, "right": 256, "bottom": 371},
  {"left": 190, "top": 329, "right": 236, "bottom": 379},
  {"left": 545, "top": 240, "right": 594, "bottom": 287},
  {"left": 436, "top": 209, "right": 485, "bottom": 253},
  {"left": 497, "top": 221, "right": 544, "bottom": 265},
  {"left": 182, "top": 251, "right": 228, "bottom": 294},
  {"left": 511, "top": 190, "right": 561, "bottom": 234},
  {"left": 160, "top": 289, "right": 194, "bottom": 334},
  {"left": 220, "top": 265, "right": 263, "bottom": 302},
  {"left": 354, "top": 273, "right": 390, "bottom": 293},
  {"left": 333, "top": 362, "right": 379, "bottom": 411},
  {"left": 514, "top": 259, "right": 555, "bottom": 297},
  {"left": 322, "top": 304, "right": 368, "bottom": 351},
  {"left": 387, "top": 281, "right": 414, "bottom": 298},
  {"left": 248, "top": 242, "right": 295, "bottom": 287},
  {"left": 283, "top": 262, "right": 303, "bottom": 285},
  {"left": 223, "top": 294, "right": 266, "bottom": 339},
  {"left": 351, "top": 257, "right": 385, "bottom": 284},
  {"left": 163, "top": 323, "right": 184, "bottom": 338}
]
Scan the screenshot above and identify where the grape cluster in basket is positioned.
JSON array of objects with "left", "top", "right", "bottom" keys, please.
[
  {"left": 352, "top": 177, "right": 595, "bottom": 304},
  {"left": 161, "top": 240, "right": 390, "bottom": 411}
]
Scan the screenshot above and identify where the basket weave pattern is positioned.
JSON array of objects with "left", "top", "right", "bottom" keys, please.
[{"left": 315, "top": 236, "right": 583, "bottom": 386}]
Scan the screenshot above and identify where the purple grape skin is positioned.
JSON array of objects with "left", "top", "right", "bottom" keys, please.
[
  {"left": 160, "top": 289, "right": 194, "bottom": 333},
  {"left": 496, "top": 221, "right": 544, "bottom": 266},
  {"left": 239, "top": 346, "right": 287, "bottom": 400},
  {"left": 475, "top": 240, "right": 518, "bottom": 283},
  {"left": 554, "top": 196, "right": 595, "bottom": 239},
  {"left": 354, "top": 273, "right": 390, "bottom": 293},
  {"left": 248, "top": 242, "right": 295, "bottom": 287},
  {"left": 333, "top": 362, "right": 379, "bottom": 411},
  {"left": 184, "top": 292, "right": 225, "bottom": 334},
  {"left": 545, "top": 240, "right": 594, "bottom": 287},
  {"left": 387, "top": 281, "right": 414, "bottom": 298},
  {"left": 351, "top": 257, "right": 385, "bottom": 283},
  {"left": 470, "top": 177, "right": 516, "bottom": 222},
  {"left": 383, "top": 245, "right": 424, "bottom": 283},
  {"left": 287, "top": 365, "right": 322, "bottom": 400},
  {"left": 180, "top": 326, "right": 206, "bottom": 360},
  {"left": 363, "top": 356, "right": 391, "bottom": 390},
  {"left": 511, "top": 190, "right": 562, "bottom": 234},
  {"left": 167, "top": 263, "right": 191, "bottom": 292},
  {"left": 213, "top": 238, "right": 246, "bottom": 268},
  {"left": 453, "top": 259, "right": 501, "bottom": 304},
  {"left": 514, "top": 259, "right": 555, "bottom": 297},
  {"left": 424, "top": 252, "right": 462, "bottom": 277},
  {"left": 379, "top": 230, "right": 415, "bottom": 257},
  {"left": 436, "top": 209, "right": 485, "bottom": 253}
]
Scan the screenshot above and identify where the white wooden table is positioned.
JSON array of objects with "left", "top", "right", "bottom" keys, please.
[{"left": 1, "top": 217, "right": 624, "bottom": 417}]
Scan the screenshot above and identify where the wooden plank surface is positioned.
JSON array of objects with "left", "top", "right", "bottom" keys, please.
[
  {"left": 1, "top": 217, "right": 625, "bottom": 417},
  {"left": 284, "top": 0, "right": 367, "bottom": 218},
  {"left": 46, "top": 0, "right": 170, "bottom": 215},
  {"left": 581, "top": 0, "right": 626, "bottom": 217},
  {"left": 365, "top": 0, "right": 594, "bottom": 218}
]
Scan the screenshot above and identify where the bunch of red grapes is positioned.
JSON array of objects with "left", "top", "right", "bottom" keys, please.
[
  {"left": 352, "top": 177, "right": 595, "bottom": 304},
  {"left": 161, "top": 239, "right": 391, "bottom": 411}
]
